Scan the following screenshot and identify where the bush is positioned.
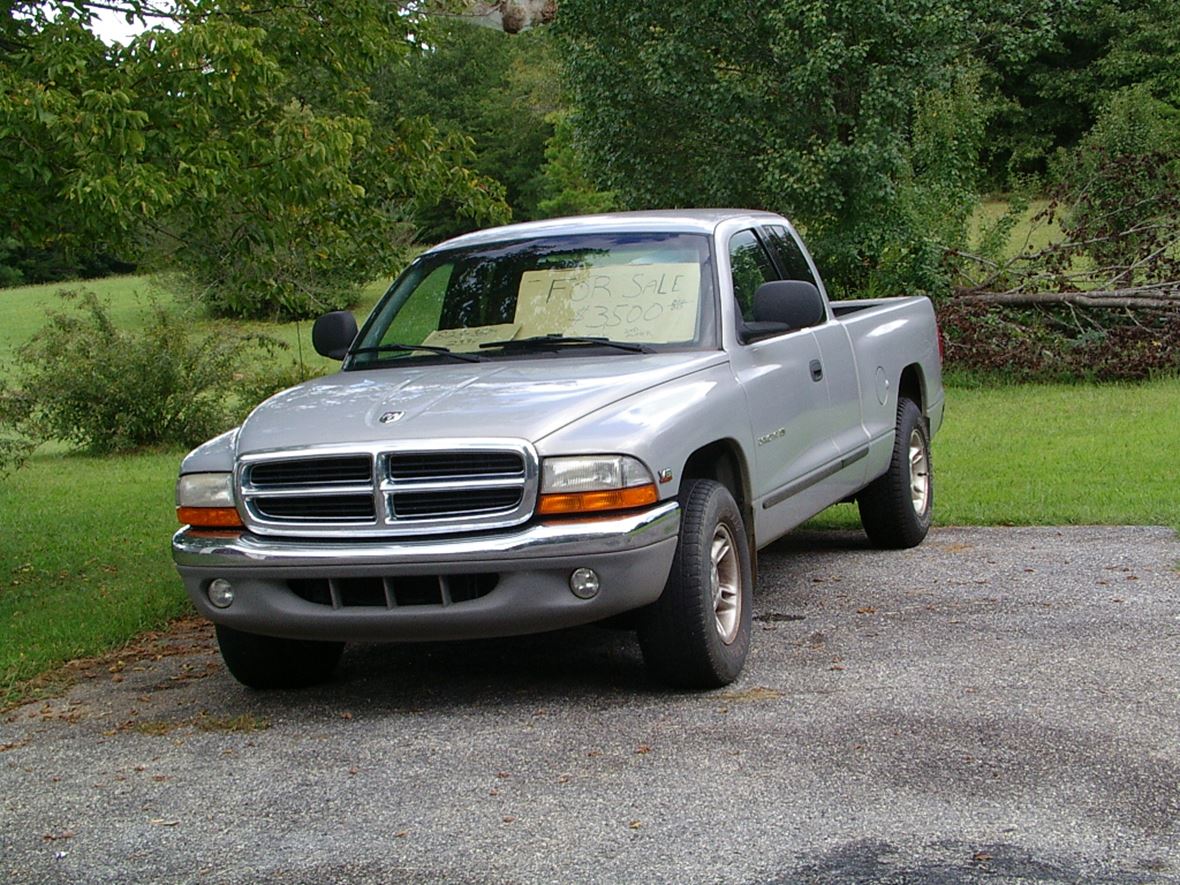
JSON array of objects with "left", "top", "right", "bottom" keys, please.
[
  {"left": 0, "top": 381, "right": 37, "bottom": 475},
  {"left": 2, "top": 290, "right": 279, "bottom": 459}
]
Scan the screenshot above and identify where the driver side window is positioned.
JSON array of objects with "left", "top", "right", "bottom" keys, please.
[{"left": 728, "top": 230, "right": 778, "bottom": 322}]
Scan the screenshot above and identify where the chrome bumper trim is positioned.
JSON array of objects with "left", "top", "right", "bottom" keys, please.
[{"left": 173, "top": 501, "right": 680, "bottom": 569}]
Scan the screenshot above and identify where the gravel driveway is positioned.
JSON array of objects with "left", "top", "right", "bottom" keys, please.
[{"left": 2, "top": 526, "right": 1178, "bottom": 883}]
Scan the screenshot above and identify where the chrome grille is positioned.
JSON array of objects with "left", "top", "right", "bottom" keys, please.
[
  {"left": 392, "top": 488, "right": 524, "bottom": 518},
  {"left": 387, "top": 451, "right": 523, "bottom": 480},
  {"left": 238, "top": 441, "right": 538, "bottom": 538},
  {"left": 250, "top": 456, "right": 371, "bottom": 487},
  {"left": 253, "top": 495, "right": 375, "bottom": 521}
]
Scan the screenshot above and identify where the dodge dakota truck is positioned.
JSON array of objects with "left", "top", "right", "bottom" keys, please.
[{"left": 173, "top": 210, "right": 944, "bottom": 689}]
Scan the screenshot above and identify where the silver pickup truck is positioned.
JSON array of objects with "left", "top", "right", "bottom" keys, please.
[{"left": 173, "top": 210, "right": 944, "bottom": 689}]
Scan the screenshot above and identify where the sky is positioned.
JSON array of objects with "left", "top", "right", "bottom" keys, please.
[{"left": 88, "top": 7, "right": 162, "bottom": 45}]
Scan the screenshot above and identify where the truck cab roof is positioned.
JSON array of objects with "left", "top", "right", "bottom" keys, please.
[{"left": 435, "top": 209, "right": 788, "bottom": 252}]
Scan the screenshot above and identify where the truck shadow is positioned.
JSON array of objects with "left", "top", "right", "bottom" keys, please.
[
  {"left": 283, "top": 529, "right": 857, "bottom": 707},
  {"left": 323, "top": 624, "right": 657, "bottom": 708},
  {"left": 761, "top": 527, "right": 873, "bottom": 553},
  {"left": 208, "top": 528, "right": 864, "bottom": 711}
]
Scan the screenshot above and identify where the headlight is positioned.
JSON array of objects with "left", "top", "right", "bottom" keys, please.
[
  {"left": 176, "top": 473, "right": 243, "bottom": 528},
  {"left": 538, "top": 456, "right": 659, "bottom": 515}
]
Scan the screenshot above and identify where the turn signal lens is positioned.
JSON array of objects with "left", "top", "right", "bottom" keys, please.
[
  {"left": 177, "top": 506, "right": 244, "bottom": 528},
  {"left": 538, "top": 483, "right": 659, "bottom": 515}
]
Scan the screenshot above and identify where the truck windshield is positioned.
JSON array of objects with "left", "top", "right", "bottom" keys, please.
[{"left": 348, "top": 232, "right": 716, "bottom": 368}]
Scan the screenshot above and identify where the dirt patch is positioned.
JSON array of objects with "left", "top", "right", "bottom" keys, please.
[{"left": 2, "top": 616, "right": 215, "bottom": 714}]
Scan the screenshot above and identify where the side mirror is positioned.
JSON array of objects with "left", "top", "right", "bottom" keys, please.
[
  {"left": 312, "top": 311, "right": 358, "bottom": 360},
  {"left": 752, "top": 280, "right": 825, "bottom": 332}
]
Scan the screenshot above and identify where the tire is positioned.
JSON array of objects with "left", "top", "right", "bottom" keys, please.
[
  {"left": 638, "top": 479, "right": 753, "bottom": 689},
  {"left": 857, "top": 396, "right": 933, "bottom": 549},
  {"left": 214, "top": 624, "right": 344, "bottom": 689}
]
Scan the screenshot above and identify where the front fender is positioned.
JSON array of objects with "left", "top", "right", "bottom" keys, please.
[
  {"left": 534, "top": 362, "right": 752, "bottom": 499},
  {"left": 179, "top": 427, "right": 239, "bottom": 474}
]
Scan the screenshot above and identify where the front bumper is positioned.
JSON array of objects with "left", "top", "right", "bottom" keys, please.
[{"left": 173, "top": 501, "right": 680, "bottom": 642}]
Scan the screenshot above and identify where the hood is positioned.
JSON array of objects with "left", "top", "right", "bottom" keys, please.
[{"left": 235, "top": 353, "right": 727, "bottom": 455}]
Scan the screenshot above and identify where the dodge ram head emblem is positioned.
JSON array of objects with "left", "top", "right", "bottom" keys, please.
[{"left": 379, "top": 411, "right": 405, "bottom": 424}]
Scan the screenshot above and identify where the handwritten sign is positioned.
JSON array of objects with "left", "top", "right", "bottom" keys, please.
[
  {"left": 422, "top": 323, "right": 520, "bottom": 352},
  {"left": 514, "top": 263, "right": 700, "bottom": 343}
]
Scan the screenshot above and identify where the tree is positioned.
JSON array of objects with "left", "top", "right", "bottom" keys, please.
[
  {"left": 534, "top": 109, "right": 616, "bottom": 218},
  {"left": 373, "top": 20, "right": 558, "bottom": 238},
  {"left": 429, "top": 0, "right": 557, "bottom": 33},
  {"left": 973, "top": 0, "right": 1180, "bottom": 185},
  {"left": 1, "top": 1, "right": 509, "bottom": 317},
  {"left": 554, "top": 0, "right": 977, "bottom": 296}
]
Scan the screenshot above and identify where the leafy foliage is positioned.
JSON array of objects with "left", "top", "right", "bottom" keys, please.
[
  {"left": 977, "top": 0, "right": 1180, "bottom": 185},
  {"left": 0, "top": 290, "right": 270, "bottom": 459},
  {"left": 1053, "top": 87, "right": 1180, "bottom": 273},
  {"left": 556, "top": 0, "right": 979, "bottom": 296},
  {"left": 375, "top": 22, "right": 557, "bottom": 238},
  {"left": 534, "top": 110, "right": 617, "bottom": 218},
  {"left": 943, "top": 87, "right": 1180, "bottom": 382},
  {"left": 1, "top": 2, "right": 509, "bottom": 318}
]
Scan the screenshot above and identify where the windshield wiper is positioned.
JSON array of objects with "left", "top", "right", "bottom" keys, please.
[
  {"left": 349, "top": 343, "right": 482, "bottom": 363},
  {"left": 479, "top": 334, "right": 652, "bottom": 354}
]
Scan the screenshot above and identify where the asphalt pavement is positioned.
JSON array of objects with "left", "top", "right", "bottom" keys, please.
[{"left": 2, "top": 526, "right": 1178, "bottom": 883}]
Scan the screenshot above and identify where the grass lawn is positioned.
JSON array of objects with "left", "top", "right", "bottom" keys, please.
[
  {"left": 1, "top": 450, "right": 185, "bottom": 705},
  {"left": 0, "top": 275, "right": 170, "bottom": 377},
  {"left": 969, "top": 197, "right": 1062, "bottom": 258},
  {"left": 809, "top": 377, "right": 1180, "bottom": 532},
  {"left": 0, "top": 274, "right": 391, "bottom": 382}
]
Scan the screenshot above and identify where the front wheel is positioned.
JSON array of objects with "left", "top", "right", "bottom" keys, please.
[
  {"left": 215, "top": 624, "right": 344, "bottom": 689},
  {"left": 638, "top": 479, "right": 753, "bottom": 688},
  {"left": 857, "top": 396, "right": 933, "bottom": 549}
]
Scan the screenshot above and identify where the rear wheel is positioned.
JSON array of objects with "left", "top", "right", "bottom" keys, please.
[
  {"left": 857, "top": 396, "right": 933, "bottom": 549},
  {"left": 215, "top": 624, "right": 344, "bottom": 689},
  {"left": 639, "top": 479, "right": 752, "bottom": 688}
]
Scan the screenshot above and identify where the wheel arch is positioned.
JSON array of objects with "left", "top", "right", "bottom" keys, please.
[
  {"left": 680, "top": 439, "right": 756, "bottom": 578},
  {"left": 898, "top": 363, "right": 925, "bottom": 415}
]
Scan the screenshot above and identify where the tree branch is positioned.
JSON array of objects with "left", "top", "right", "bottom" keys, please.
[{"left": 955, "top": 283, "right": 1180, "bottom": 311}]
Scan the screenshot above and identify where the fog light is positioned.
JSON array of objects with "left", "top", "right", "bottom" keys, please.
[
  {"left": 207, "top": 578, "right": 235, "bottom": 609},
  {"left": 569, "top": 568, "right": 600, "bottom": 599}
]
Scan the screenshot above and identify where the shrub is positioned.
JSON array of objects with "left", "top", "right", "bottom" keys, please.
[
  {"left": 4, "top": 290, "right": 278, "bottom": 458},
  {"left": 0, "top": 381, "right": 37, "bottom": 475}
]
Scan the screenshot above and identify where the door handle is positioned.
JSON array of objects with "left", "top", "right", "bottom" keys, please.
[{"left": 809, "top": 359, "right": 823, "bottom": 382}]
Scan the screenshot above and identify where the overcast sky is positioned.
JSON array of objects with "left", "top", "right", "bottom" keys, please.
[{"left": 89, "top": 7, "right": 160, "bottom": 45}]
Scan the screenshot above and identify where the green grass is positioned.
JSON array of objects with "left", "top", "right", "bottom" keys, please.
[
  {"left": 0, "top": 274, "right": 391, "bottom": 382},
  {"left": 0, "top": 272, "right": 388, "bottom": 705},
  {"left": 808, "top": 377, "right": 1180, "bottom": 532},
  {"left": 2, "top": 273, "right": 1178, "bottom": 706},
  {"left": 938, "top": 381, "right": 1179, "bottom": 527},
  {"left": 0, "top": 275, "right": 169, "bottom": 378},
  {"left": 1, "top": 450, "right": 186, "bottom": 704},
  {"left": 970, "top": 197, "right": 1062, "bottom": 259}
]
